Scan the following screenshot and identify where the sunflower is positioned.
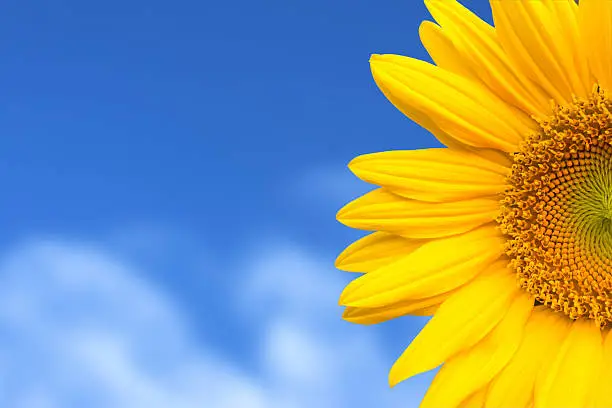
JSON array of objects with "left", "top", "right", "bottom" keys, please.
[{"left": 335, "top": 1, "right": 612, "bottom": 407}]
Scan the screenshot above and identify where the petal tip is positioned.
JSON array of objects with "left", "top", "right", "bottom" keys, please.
[
  {"left": 338, "top": 284, "right": 355, "bottom": 306},
  {"left": 388, "top": 365, "right": 404, "bottom": 388},
  {"left": 346, "top": 159, "right": 360, "bottom": 176},
  {"left": 369, "top": 53, "right": 383, "bottom": 63},
  {"left": 335, "top": 204, "right": 350, "bottom": 223},
  {"left": 334, "top": 248, "right": 355, "bottom": 271},
  {"left": 333, "top": 254, "right": 345, "bottom": 270},
  {"left": 338, "top": 280, "right": 370, "bottom": 307}
]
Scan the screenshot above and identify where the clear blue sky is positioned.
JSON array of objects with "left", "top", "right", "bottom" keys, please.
[{"left": 0, "top": 0, "right": 494, "bottom": 406}]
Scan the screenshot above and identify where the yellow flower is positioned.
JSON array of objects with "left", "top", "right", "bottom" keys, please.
[{"left": 336, "top": 1, "right": 612, "bottom": 407}]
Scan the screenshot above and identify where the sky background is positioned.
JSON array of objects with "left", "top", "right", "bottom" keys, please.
[{"left": 0, "top": 0, "right": 494, "bottom": 406}]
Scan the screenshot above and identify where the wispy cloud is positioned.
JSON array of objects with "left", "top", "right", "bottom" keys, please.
[
  {"left": 0, "top": 240, "right": 263, "bottom": 408},
  {"left": 0, "top": 235, "right": 432, "bottom": 407},
  {"left": 239, "top": 242, "right": 434, "bottom": 407}
]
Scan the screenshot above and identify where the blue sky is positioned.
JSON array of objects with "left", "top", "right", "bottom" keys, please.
[{"left": 0, "top": 0, "right": 494, "bottom": 406}]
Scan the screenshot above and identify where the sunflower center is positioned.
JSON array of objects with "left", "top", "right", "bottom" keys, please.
[{"left": 499, "top": 89, "right": 612, "bottom": 327}]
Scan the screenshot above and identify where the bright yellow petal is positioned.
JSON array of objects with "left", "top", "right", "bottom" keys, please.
[
  {"left": 548, "top": 0, "right": 592, "bottom": 94},
  {"left": 535, "top": 319, "right": 603, "bottom": 408},
  {"left": 335, "top": 232, "right": 424, "bottom": 273},
  {"left": 370, "top": 53, "right": 535, "bottom": 152},
  {"left": 458, "top": 387, "right": 488, "bottom": 408},
  {"left": 490, "top": 0, "right": 589, "bottom": 104},
  {"left": 377, "top": 84, "right": 466, "bottom": 151},
  {"left": 424, "top": 0, "right": 550, "bottom": 118},
  {"left": 336, "top": 189, "right": 500, "bottom": 239},
  {"left": 418, "top": 20, "right": 481, "bottom": 83},
  {"left": 486, "top": 307, "right": 570, "bottom": 408},
  {"left": 388, "top": 266, "right": 517, "bottom": 386},
  {"left": 343, "top": 290, "right": 454, "bottom": 325},
  {"left": 339, "top": 226, "right": 503, "bottom": 308},
  {"left": 420, "top": 292, "right": 533, "bottom": 408},
  {"left": 592, "top": 329, "right": 612, "bottom": 407},
  {"left": 348, "top": 148, "right": 509, "bottom": 203},
  {"left": 407, "top": 304, "right": 439, "bottom": 317},
  {"left": 579, "top": 0, "right": 612, "bottom": 92}
]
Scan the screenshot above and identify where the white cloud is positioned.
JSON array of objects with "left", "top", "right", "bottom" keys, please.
[
  {"left": 0, "top": 237, "right": 432, "bottom": 407},
  {"left": 0, "top": 240, "right": 263, "bottom": 408},
  {"left": 264, "top": 319, "right": 331, "bottom": 386},
  {"left": 240, "top": 243, "right": 435, "bottom": 408}
]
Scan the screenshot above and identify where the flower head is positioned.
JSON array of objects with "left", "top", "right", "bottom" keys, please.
[{"left": 336, "top": 1, "right": 612, "bottom": 407}]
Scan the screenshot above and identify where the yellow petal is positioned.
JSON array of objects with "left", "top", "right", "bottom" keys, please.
[
  {"left": 490, "top": 0, "right": 589, "bottom": 104},
  {"left": 342, "top": 290, "right": 454, "bottom": 325},
  {"left": 579, "top": 0, "right": 612, "bottom": 92},
  {"left": 388, "top": 266, "right": 517, "bottom": 386},
  {"left": 335, "top": 232, "right": 425, "bottom": 273},
  {"left": 535, "top": 319, "right": 603, "bottom": 408},
  {"left": 348, "top": 148, "right": 509, "bottom": 203},
  {"left": 592, "top": 329, "right": 612, "bottom": 407},
  {"left": 376, "top": 83, "right": 466, "bottom": 151},
  {"left": 339, "top": 226, "right": 503, "bottom": 308},
  {"left": 363, "top": 46, "right": 472, "bottom": 152},
  {"left": 424, "top": 0, "right": 550, "bottom": 118},
  {"left": 337, "top": 189, "right": 500, "bottom": 239},
  {"left": 548, "top": 0, "right": 592, "bottom": 94},
  {"left": 458, "top": 387, "right": 488, "bottom": 408},
  {"left": 486, "top": 307, "right": 570, "bottom": 408},
  {"left": 418, "top": 20, "right": 481, "bottom": 83},
  {"left": 420, "top": 292, "right": 533, "bottom": 408},
  {"left": 370, "top": 54, "right": 535, "bottom": 152},
  {"left": 407, "top": 303, "right": 439, "bottom": 317}
]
